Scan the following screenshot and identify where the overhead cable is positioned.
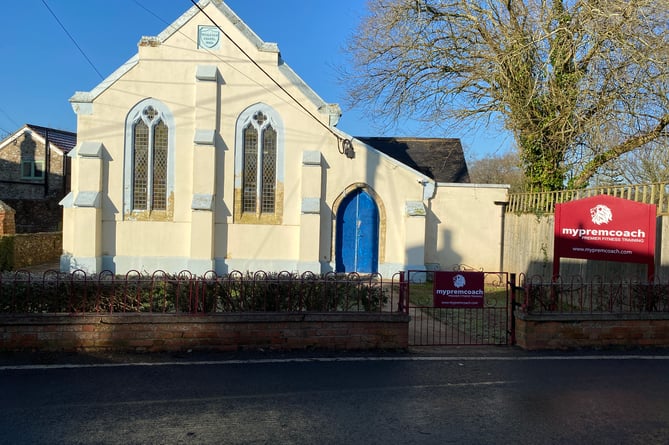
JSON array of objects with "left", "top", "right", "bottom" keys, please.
[
  {"left": 41, "top": 0, "right": 104, "bottom": 79},
  {"left": 188, "top": 0, "right": 354, "bottom": 157}
]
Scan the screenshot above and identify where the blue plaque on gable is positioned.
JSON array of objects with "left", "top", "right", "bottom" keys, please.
[{"left": 198, "top": 26, "right": 220, "bottom": 50}]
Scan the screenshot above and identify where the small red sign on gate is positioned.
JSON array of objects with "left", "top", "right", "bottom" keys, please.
[{"left": 433, "top": 271, "right": 485, "bottom": 308}]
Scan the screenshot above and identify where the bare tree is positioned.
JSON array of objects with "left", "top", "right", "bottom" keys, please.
[
  {"left": 593, "top": 140, "right": 669, "bottom": 185},
  {"left": 344, "top": 0, "right": 669, "bottom": 190},
  {"left": 468, "top": 150, "right": 526, "bottom": 192}
]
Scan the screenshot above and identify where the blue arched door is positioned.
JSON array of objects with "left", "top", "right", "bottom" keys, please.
[{"left": 336, "top": 189, "right": 379, "bottom": 273}]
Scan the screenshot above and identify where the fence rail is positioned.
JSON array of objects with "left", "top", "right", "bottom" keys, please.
[
  {"left": 520, "top": 274, "right": 669, "bottom": 315},
  {"left": 403, "top": 270, "right": 511, "bottom": 346},
  {"left": 508, "top": 182, "right": 669, "bottom": 215},
  {"left": 0, "top": 269, "right": 403, "bottom": 315}
]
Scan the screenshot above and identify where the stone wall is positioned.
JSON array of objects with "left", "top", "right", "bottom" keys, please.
[
  {"left": 0, "top": 201, "right": 15, "bottom": 235},
  {"left": 2, "top": 198, "right": 63, "bottom": 233},
  {"left": 12, "top": 232, "right": 62, "bottom": 269},
  {"left": 0, "top": 313, "right": 410, "bottom": 352},
  {"left": 514, "top": 312, "right": 669, "bottom": 350},
  {"left": 0, "top": 200, "right": 62, "bottom": 270}
]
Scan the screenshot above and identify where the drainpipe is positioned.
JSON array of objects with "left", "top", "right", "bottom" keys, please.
[
  {"left": 494, "top": 200, "right": 509, "bottom": 271},
  {"left": 44, "top": 129, "right": 50, "bottom": 197}
]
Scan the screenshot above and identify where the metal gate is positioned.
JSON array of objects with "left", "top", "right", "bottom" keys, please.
[{"left": 402, "top": 270, "right": 516, "bottom": 346}]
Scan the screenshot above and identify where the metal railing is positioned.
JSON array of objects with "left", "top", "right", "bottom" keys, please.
[
  {"left": 508, "top": 182, "right": 669, "bottom": 215},
  {"left": 0, "top": 269, "right": 404, "bottom": 315},
  {"left": 520, "top": 274, "right": 669, "bottom": 315},
  {"left": 401, "top": 270, "right": 511, "bottom": 346}
]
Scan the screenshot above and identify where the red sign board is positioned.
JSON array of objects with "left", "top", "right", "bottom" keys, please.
[
  {"left": 553, "top": 195, "right": 656, "bottom": 279},
  {"left": 433, "top": 271, "right": 484, "bottom": 308}
]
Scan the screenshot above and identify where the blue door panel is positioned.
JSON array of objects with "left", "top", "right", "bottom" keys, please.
[{"left": 336, "top": 189, "right": 379, "bottom": 273}]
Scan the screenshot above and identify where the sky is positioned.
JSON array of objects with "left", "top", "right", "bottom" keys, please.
[{"left": 0, "top": 0, "right": 512, "bottom": 159}]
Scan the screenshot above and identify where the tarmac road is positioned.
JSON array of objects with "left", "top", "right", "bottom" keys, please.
[{"left": 1, "top": 347, "right": 669, "bottom": 445}]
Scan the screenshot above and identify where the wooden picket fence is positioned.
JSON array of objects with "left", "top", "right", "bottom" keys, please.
[{"left": 508, "top": 182, "right": 669, "bottom": 215}]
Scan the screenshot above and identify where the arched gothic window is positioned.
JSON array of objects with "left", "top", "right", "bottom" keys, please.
[
  {"left": 124, "top": 99, "right": 175, "bottom": 217},
  {"left": 235, "top": 104, "right": 284, "bottom": 223}
]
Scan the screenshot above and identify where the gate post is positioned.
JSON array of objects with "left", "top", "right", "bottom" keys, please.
[
  {"left": 509, "top": 273, "right": 517, "bottom": 345},
  {"left": 398, "top": 271, "right": 408, "bottom": 313}
]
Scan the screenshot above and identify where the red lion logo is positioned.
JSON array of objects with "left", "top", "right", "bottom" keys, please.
[{"left": 590, "top": 204, "right": 613, "bottom": 225}]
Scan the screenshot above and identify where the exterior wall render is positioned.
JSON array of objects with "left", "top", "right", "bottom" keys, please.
[
  {"left": 63, "top": 1, "right": 504, "bottom": 277},
  {"left": 426, "top": 185, "right": 509, "bottom": 271}
]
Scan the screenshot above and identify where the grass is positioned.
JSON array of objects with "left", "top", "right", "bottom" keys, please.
[
  {"left": 406, "top": 280, "right": 510, "bottom": 344},
  {"left": 407, "top": 282, "right": 509, "bottom": 308}
]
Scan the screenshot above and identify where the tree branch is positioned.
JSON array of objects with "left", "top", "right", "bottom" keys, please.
[{"left": 572, "top": 113, "right": 669, "bottom": 188}]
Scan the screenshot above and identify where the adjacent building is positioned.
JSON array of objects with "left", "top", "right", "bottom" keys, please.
[{"left": 0, "top": 124, "right": 75, "bottom": 232}]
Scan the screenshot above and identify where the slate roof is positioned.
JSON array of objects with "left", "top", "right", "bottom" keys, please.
[
  {"left": 356, "top": 137, "right": 470, "bottom": 183},
  {"left": 26, "top": 124, "right": 77, "bottom": 154}
]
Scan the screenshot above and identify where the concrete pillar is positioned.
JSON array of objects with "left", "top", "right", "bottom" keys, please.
[
  {"left": 65, "top": 142, "right": 104, "bottom": 273},
  {"left": 188, "top": 66, "right": 219, "bottom": 274},
  {"left": 299, "top": 151, "right": 323, "bottom": 272},
  {"left": 404, "top": 201, "right": 427, "bottom": 270}
]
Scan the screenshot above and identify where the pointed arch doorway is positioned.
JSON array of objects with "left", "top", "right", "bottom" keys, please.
[{"left": 335, "top": 188, "right": 379, "bottom": 273}]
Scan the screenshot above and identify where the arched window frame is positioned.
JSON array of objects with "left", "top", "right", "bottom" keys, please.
[
  {"left": 123, "top": 98, "right": 176, "bottom": 218},
  {"left": 234, "top": 103, "right": 284, "bottom": 224}
]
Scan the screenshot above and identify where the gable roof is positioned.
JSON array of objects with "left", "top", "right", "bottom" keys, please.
[
  {"left": 26, "top": 124, "right": 77, "bottom": 154},
  {"left": 69, "top": 0, "right": 339, "bottom": 124},
  {"left": 356, "top": 137, "right": 470, "bottom": 183},
  {"left": 0, "top": 124, "right": 77, "bottom": 155}
]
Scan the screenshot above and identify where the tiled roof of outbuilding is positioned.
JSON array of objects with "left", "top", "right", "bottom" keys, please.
[
  {"left": 356, "top": 137, "right": 470, "bottom": 183},
  {"left": 26, "top": 124, "right": 77, "bottom": 153}
]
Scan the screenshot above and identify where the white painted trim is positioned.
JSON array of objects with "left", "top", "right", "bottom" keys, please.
[
  {"left": 74, "top": 191, "right": 101, "bottom": 208},
  {"left": 123, "top": 98, "right": 176, "bottom": 216},
  {"left": 192, "top": 194, "right": 214, "bottom": 210},
  {"left": 59, "top": 192, "right": 74, "bottom": 208},
  {"left": 77, "top": 141, "right": 103, "bottom": 158},
  {"left": 194, "top": 129, "right": 216, "bottom": 145},
  {"left": 68, "top": 0, "right": 331, "bottom": 116},
  {"left": 61, "top": 254, "right": 101, "bottom": 274},
  {"left": 301, "top": 198, "right": 321, "bottom": 214},
  {"left": 195, "top": 65, "right": 218, "bottom": 81},
  {"left": 437, "top": 182, "right": 511, "bottom": 189},
  {"left": 234, "top": 103, "right": 285, "bottom": 188}
]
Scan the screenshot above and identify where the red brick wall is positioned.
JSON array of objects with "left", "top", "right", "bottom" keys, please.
[
  {"left": 0, "top": 313, "right": 409, "bottom": 352},
  {"left": 515, "top": 313, "right": 669, "bottom": 350}
]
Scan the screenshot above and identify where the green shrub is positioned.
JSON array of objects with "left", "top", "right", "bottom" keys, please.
[{"left": 0, "top": 270, "right": 388, "bottom": 314}]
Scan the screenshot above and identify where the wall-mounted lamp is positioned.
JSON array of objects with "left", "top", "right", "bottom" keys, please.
[{"left": 339, "top": 138, "right": 355, "bottom": 159}]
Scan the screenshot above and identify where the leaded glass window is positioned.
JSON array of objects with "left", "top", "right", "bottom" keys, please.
[
  {"left": 132, "top": 121, "right": 149, "bottom": 210},
  {"left": 261, "top": 126, "right": 276, "bottom": 213},
  {"left": 152, "top": 120, "right": 168, "bottom": 210},
  {"left": 129, "top": 104, "right": 170, "bottom": 212},
  {"left": 241, "top": 111, "right": 278, "bottom": 215},
  {"left": 243, "top": 124, "right": 258, "bottom": 213}
]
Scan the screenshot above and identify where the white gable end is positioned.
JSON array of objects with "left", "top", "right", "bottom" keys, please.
[{"left": 62, "top": 0, "right": 505, "bottom": 278}]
